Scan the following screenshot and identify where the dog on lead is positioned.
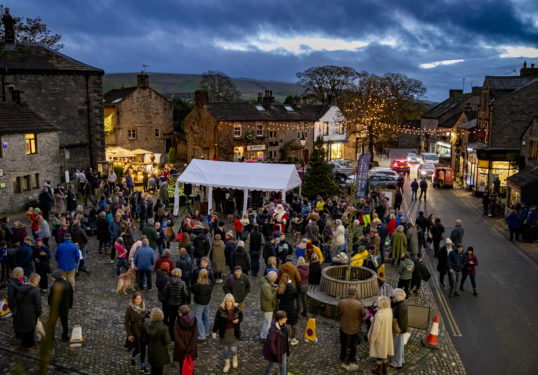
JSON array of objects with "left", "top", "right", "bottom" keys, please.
[{"left": 116, "top": 268, "right": 136, "bottom": 294}]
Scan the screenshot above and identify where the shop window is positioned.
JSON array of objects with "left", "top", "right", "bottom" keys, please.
[
  {"left": 25, "top": 133, "right": 37, "bottom": 154},
  {"left": 234, "top": 123, "right": 242, "bottom": 138},
  {"left": 256, "top": 124, "right": 264, "bottom": 137},
  {"left": 529, "top": 140, "right": 537, "bottom": 160},
  {"left": 155, "top": 128, "right": 160, "bottom": 138},
  {"left": 128, "top": 129, "right": 137, "bottom": 139},
  {"left": 323, "top": 122, "right": 329, "bottom": 136}
]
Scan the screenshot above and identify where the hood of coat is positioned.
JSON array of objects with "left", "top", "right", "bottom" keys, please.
[
  {"left": 169, "top": 276, "right": 184, "bottom": 285},
  {"left": 145, "top": 320, "right": 166, "bottom": 335},
  {"left": 179, "top": 314, "right": 196, "bottom": 330}
]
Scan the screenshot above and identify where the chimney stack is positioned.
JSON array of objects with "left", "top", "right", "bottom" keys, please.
[
  {"left": 137, "top": 71, "right": 149, "bottom": 88},
  {"left": 327, "top": 95, "right": 337, "bottom": 106},
  {"left": 194, "top": 90, "right": 208, "bottom": 107},
  {"left": 471, "top": 86, "right": 482, "bottom": 96},
  {"left": 2, "top": 8, "right": 16, "bottom": 49},
  {"left": 262, "top": 90, "right": 274, "bottom": 105},
  {"left": 520, "top": 61, "right": 538, "bottom": 77},
  {"left": 449, "top": 89, "right": 463, "bottom": 98}
]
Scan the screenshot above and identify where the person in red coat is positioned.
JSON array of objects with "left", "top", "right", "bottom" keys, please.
[
  {"left": 387, "top": 214, "right": 397, "bottom": 235},
  {"left": 173, "top": 305, "right": 198, "bottom": 374},
  {"left": 233, "top": 217, "right": 242, "bottom": 240},
  {"left": 154, "top": 249, "right": 174, "bottom": 276},
  {"left": 262, "top": 310, "right": 290, "bottom": 375}
]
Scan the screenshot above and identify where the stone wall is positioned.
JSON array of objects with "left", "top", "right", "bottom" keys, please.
[
  {"left": 521, "top": 118, "right": 538, "bottom": 167},
  {"left": 0, "top": 131, "right": 61, "bottom": 213},
  {"left": 4, "top": 72, "right": 105, "bottom": 171},
  {"left": 106, "top": 88, "right": 173, "bottom": 158},
  {"left": 490, "top": 81, "right": 538, "bottom": 148},
  {"left": 184, "top": 107, "right": 217, "bottom": 161}
]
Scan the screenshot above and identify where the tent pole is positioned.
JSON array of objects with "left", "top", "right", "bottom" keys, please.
[
  {"left": 282, "top": 190, "right": 286, "bottom": 203},
  {"left": 298, "top": 183, "right": 302, "bottom": 198},
  {"left": 243, "top": 188, "right": 248, "bottom": 216},
  {"left": 207, "top": 186, "right": 213, "bottom": 215}
]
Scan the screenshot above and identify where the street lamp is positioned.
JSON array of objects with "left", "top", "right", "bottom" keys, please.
[{"left": 299, "top": 133, "right": 307, "bottom": 170}]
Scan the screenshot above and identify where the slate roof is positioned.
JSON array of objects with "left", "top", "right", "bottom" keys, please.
[
  {"left": 439, "top": 112, "right": 463, "bottom": 128},
  {"left": 206, "top": 102, "right": 332, "bottom": 122},
  {"left": 422, "top": 94, "right": 471, "bottom": 119},
  {"left": 0, "top": 104, "right": 60, "bottom": 134},
  {"left": 0, "top": 42, "right": 102, "bottom": 73},
  {"left": 484, "top": 76, "right": 537, "bottom": 101},
  {"left": 506, "top": 166, "right": 538, "bottom": 189},
  {"left": 104, "top": 87, "right": 137, "bottom": 105}
]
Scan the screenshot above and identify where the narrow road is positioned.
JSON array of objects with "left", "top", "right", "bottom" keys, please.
[{"left": 388, "top": 149, "right": 538, "bottom": 375}]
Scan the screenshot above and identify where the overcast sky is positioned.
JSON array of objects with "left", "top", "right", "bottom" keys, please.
[{"left": 4, "top": 0, "right": 538, "bottom": 101}]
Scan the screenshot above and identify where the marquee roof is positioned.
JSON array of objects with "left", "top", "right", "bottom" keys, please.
[{"left": 178, "top": 159, "right": 302, "bottom": 191}]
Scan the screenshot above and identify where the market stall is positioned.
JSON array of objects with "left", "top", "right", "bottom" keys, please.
[{"left": 176, "top": 159, "right": 302, "bottom": 215}]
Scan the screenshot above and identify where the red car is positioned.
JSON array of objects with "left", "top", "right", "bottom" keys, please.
[{"left": 391, "top": 160, "right": 410, "bottom": 175}]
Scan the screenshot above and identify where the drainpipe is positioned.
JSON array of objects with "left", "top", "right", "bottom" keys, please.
[{"left": 85, "top": 73, "right": 94, "bottom": 168}]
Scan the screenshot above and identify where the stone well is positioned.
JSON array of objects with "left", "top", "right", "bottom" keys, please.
[{"left": 320, "top": 265, "right": 379, "bottom": 299}]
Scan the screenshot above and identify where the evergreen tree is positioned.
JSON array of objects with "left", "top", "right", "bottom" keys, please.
[{"left": 302, "top": 136, "right": 340, "bottom": 199}]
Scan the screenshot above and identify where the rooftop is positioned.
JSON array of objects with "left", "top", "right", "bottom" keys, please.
[
  {"left": 0, "top": 104, "right": 60, "bottom": 134},
  {"left": 206, "top": 102, "right": 333, "bottom": 122},
  {"left": 103, "top": 87, "right": 137, "bottom": 105},
  {"left": 507, "top": 166, "right": 538, "bottom": 188},
  {"left": 0, "top": 42, "right": 103, "bottom": 73},
  {"left": 422, "top": 94, "right": 471, "bottom": 119}
]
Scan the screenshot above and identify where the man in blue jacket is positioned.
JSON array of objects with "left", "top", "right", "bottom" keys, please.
[
  {"left": 15, "top": 237, "right": 34, "bottom": 278},
  {"left": 134, "top": 238, "right": 156, "bottom": 291},
  {"left": 447, "top": 245, "right": 465, "bottom": 298},
  {"left": 54, "top": 233, "right": 80, "bottom": 289}
]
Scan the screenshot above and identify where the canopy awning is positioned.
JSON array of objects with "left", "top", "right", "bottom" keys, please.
[
  {"left": 132, "top": 148, "right": 153, "bottom": 155},
  {"left": 106, "top": 146, "right": 136, "bottom": 157},
  {"left": 178, "top": 159, "right": 302, "bottom": 191}
]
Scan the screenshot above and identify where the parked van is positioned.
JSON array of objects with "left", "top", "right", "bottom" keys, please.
[
  {"left": 432, "top": 167, "right": 454, "bottom": 188},
  {"left": 421, "top": 152, "right": 439, "bottom": 165}
]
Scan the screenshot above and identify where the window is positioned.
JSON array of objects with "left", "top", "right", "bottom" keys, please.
[
  {"left": 323, "top": 122, "right": 329, "bottom": 136},
  {"left": 256, "top": 124, "right": 264, "bottom": 137},
  {"left": 284, "top": 105, "right": 294, "bottom": 112},
  {"left": 530, "top": 140, "right": 537, "bottom": 160},
  {"left": 25, "top": 133, "right": 37, "bottom": 154},
  {"left": 12, "top": 173, "right": 40, "bottom": 193},
  {"left": 128, "top": 129, "right": 137, "bottom": 139},
  {"left": 234, "top": 123, "right": 242, "bottom": 138},
  {"left": 269, "top": 130, "right": 277, "bottom": 139},
  {"left": 339, "top": 123, "right": 345, "bottom": 135},
  {"left": 155, "top": 129, "right": 160, "bottom": 138},
  {"left": 255, "top": 105, "right": 266, "bottom": 112},
  {"left": 30, "top": 173, "right": 39, "bottom": 189},
  {"left": 12, "top": 177, "right": 21, "bottom": 193}
]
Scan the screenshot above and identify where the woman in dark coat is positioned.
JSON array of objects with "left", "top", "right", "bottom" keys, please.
[
  {"left": 14, "top": 273, "right": 42, "bottom": 348},
  {"left": 124, "top": 292, "right": 149, "bottom": 373},
  {"left": 232, "top": 243, "right": 251, "bottom": 275},
  {"left": 145, "top": 307, "right": 171, "bottom": 375},
  {"left": 308, "top": 254, "right": 322, "bottom": 285},
  {"left": 276, "top": 273, "right": 299, "bottom": 346},
  {"left": 262, "top": 310, "right": 290, "bottom": 375},
  {"left": 66, "top": 184, "right": 77, "bottom": 214},
  {"left": 96, "top": 211, "right": 110, "bottom": 254},
  {"left": 212, "top": 294, "right": 243, "bottom": 373},
  {"left": 436, "top": 243, "right": 449, "bottom": 287},
  {"left": 173, "top": 305, "right": 198, "bottom": 374},
  {"left": 32, "top": 238, "right": 51, "bottom": 291}
]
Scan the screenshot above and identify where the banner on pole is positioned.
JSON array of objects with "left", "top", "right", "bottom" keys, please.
[{"left": 355, "top": 153, "right": 371, "bottom": 199}]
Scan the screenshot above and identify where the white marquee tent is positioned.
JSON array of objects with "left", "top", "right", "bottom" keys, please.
[{"left": 175, "top": 159, "right": 302, "bottom": 215}]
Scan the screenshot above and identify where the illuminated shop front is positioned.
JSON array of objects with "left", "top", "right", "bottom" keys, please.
[
  {"left": 506, "top": 167, "right": 538, "bottom": 207},
  {"left": 473, "top": 148, "right": 521, "bottom": 196},
  {"left": 246, "top": 144, "right": 265, "bottom": 161},
  {"left": 323, "top": 142, "right": 346, "bottom": 160},
  {"left": 435, "top": 140, "right": 451, "bottom": 159}
]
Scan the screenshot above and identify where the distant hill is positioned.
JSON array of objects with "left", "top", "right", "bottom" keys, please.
[{"left": 103, "top": 73, "right": 303, "bottom": 102}]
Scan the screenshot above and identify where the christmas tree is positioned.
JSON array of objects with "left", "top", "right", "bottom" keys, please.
[{"left": 302, "top": 136, "right": 340, "bottom": 199}]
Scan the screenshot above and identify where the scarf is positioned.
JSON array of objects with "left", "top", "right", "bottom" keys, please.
[{"left": 130, "top": 301, "right": 145, "bottom": 314}]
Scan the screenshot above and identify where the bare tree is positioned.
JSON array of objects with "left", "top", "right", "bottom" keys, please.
[
  {"left": 199, "top": 71, "right": 241, "bottom": 102},
  {"left": 0, "top": 5, "right": 63, "bottom": 50},
  {"left": 296, "top": 65, "right": 362, "bottom": 103}
]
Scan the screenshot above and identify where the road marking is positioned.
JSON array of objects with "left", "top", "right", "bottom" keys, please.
[{"left": 402, "top": 188, "right": 463, "bottom": 337}]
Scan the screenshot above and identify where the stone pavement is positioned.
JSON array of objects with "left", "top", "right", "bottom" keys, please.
[{"left": 0, "top": 216, "right": 466, "bottom": 374}]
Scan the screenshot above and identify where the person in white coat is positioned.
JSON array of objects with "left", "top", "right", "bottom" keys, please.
[{"left": 368, "top": 296, "right": 394, "bottom": 374}]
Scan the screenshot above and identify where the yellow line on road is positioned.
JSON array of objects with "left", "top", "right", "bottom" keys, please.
[{"left": 402, "top": 190, "right": 463, "bottom": 337}]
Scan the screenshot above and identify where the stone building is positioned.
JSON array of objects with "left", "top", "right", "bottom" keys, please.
[
  {"left": 0, "top": 97, "right": 61, "bottom": 212},
  {"left": 104, "top": 73, "right": 174, "bottom": 160},
  {"left": 184, "top": 90, "right": 344, "bottom": 163},
  {"left": 0, "top": 11, "right": 105, "bottom": 173}
]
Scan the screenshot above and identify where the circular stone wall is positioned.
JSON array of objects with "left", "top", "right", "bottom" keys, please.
[{"left": 320, "top": 265, "right": 379, "bottom": 299}]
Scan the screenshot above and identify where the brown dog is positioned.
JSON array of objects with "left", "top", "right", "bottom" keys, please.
[{"left": 116, "top": 268, "right": 136, "bottom": 294}]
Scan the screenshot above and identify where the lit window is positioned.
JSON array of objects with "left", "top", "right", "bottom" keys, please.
[
  {"left": 530, "top": 140, "right": 537, "bottom": 160},
  {"left": 25, "top": 133, "right": 37, "bottom": 154},
  {"left": 128, "top": 129, "right": 137, "bottom": 139},
  {"left": 155, "top": 129, "right": 160, "bottom": 138},
  {"left": 256, "top": 124, "right": 264, "bottom": 137},
  {"left": 234, "top": 123, "right": 242, "bottom": 138},
  {"left": 323, "top": 122, "right": 329, "bottom": 136},
  {"left": 339, "top": 123, "right": 345, "bottom": 134}
]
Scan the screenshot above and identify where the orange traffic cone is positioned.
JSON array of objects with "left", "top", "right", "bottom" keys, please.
[{"left": 423, "top": 314, "right": 440, "bottom": 349}]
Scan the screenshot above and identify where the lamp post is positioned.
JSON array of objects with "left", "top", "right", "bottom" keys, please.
[{"left": 299, "top": 133, "right": 307, "bottom": 170}]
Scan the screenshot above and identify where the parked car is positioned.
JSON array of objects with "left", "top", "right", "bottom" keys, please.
[
  {"left": 369, "top": 175, "right": 398, "bottom": 190},
  {"left": 329, "top": 160, "right": 355, "bottom": 184},
  {"left": 391, "top": 160, "right": 410, "bottom": 175},
  {"left": 432, "top": 167, "right": 454, "bottom": 188},
  {"left": 407, "top": 152, "right": 421, "bottom": 163},
  {"left": 368, "top": 167, "right": 399, "bottom": 180},
  {"left": 417, "top": 163, "right": 435, "bottom": 178},
  {"left": 421, "top": 152, "right": 439, "bottom": 165}
]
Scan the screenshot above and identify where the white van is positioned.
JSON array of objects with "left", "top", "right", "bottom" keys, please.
[{"left": 421, "top": 152, "right": 439, "bottom": 165}]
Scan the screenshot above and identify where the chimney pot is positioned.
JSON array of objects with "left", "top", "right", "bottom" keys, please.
[
  {"left": 137, "top": 72, "right": 149, "bottom": 88},
  {"left": 532, "top": 64, "right": 535, "bottom": 69},
  {"left": 2, "top": 8, "right": 16, "bottom": 47},
  {"left": 523, "top": 61, "right": 527, "bottom": 68},
  {"left": 449, "top": 89, "right": 463, "bottom": 98}
]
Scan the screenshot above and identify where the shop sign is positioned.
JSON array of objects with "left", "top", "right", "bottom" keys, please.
[{"left": 247, "top": 145, "right": 266, "bottom": 151}]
